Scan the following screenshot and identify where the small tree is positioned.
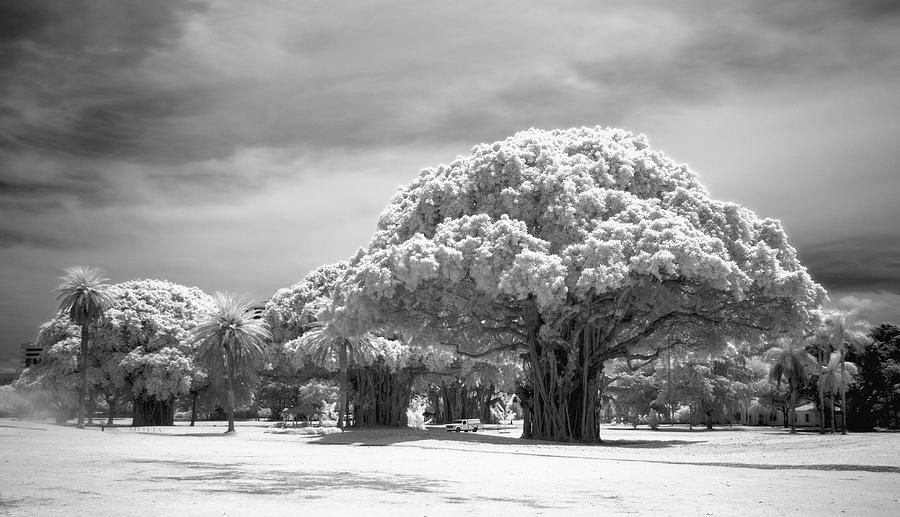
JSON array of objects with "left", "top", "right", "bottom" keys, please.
[
  {"left": 766, "top": 338, "right": 813, "bottom": 434},
  {"left": 606, "top": 362, "right": 661, "bottom": 429},
  {"left": 193, "top": 293, "right": 271, "bottom": 433},
  {"left": 53, "top": 266, "right": 113, "bottom": 429}
]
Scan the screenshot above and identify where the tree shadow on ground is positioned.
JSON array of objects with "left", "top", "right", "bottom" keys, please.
[
  {"left": 607, "top": 457, "right": 900, "bottom": 474},
  {"left": 622, "top": 426, "right": 744, "bottom": 433},
  {"left": 130, "top": 458, "right": 447, "bottom": 496},
  {"left": 129, "top": 458, "right": 590, "bottom": 509},
  {"left": 307, "top": 427, "right": 700, "bottom": 449}
]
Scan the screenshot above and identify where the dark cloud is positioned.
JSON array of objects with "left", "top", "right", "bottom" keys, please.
[
  {"left": 0, "top": 227, "right": 81, "bottom": 250},
  {"left": 0, "top": 0, "right": 205, "bottom": 66},
  {"left": 0, "top": 0, "right": 207, "bottom": 161},
  {"left": 800, "top": 236, "right": 900, "bottom": 292}
]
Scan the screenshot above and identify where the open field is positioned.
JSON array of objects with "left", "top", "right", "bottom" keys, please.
[{"left": 2, "top": 419, "right": 899, "bottom": 516}]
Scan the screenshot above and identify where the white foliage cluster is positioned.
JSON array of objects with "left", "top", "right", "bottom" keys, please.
[{"left": 103, "top": 279, "right": 214, "bottom": 399}]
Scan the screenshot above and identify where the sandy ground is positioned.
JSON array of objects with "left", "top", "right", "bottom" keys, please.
[{"left": 1, "top": 419, "right": 898, "bottom": 516}]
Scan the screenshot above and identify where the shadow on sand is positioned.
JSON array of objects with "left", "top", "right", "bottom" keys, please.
[{"left": 307, "top": 426, "right": 701, "bottom": 449}]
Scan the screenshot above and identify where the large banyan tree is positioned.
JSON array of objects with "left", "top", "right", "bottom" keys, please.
[
  {"left": 106, "top": 280, "right": 214, "bottom": 426},
  {"left": 326, "top": 126, "right": 825, "bottom": 442}
]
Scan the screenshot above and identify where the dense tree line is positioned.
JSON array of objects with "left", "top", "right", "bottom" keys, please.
[{"left": 18, "top": 126, "right": 900, "bottom": 442}]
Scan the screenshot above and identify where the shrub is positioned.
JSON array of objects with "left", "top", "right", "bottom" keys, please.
[
  {"left": 647, "top": 411, "right": 661, "bottom": 430},
  {"left": 406, "top": 396, "right": 426, "bottom": 430},
  {"left": 0, "top": 386, "right": 32, "bottom": 418}
]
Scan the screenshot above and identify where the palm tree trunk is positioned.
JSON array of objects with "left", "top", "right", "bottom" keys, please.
[
  {"left": 818, "top": 349, "right": 825, "bottom": 434},
  {"left": 77, "top": 324, "right": 89, "bottom": 429},
  {"left": 830, "top": 398, "right": 836, "bottom": 433},
  {"left": 817, "top": 382, "right": 825, "bottom": 433},
  {"left": 840, "top": 349, "right": 848, "bottom": 435},
  {"left": 225, "top": 345, "right": 237, "bottom": 433},
  {"left": 789, "top": 380, "right": 797, "bottom": 434}
]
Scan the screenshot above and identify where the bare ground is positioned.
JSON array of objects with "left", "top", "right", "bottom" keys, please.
[{"left": 1, "top": 418, "right": 898, "bottom": 516}]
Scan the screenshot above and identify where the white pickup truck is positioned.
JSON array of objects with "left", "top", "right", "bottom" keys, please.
[{"left": 445, "top": 418, "right": 481, "bottom": 432}]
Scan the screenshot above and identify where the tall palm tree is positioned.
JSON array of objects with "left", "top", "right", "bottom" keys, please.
[
  {"left": 825, "top": 310, "right": 870, "bottom": 434},
  {"left": 288, "top": 325, "right": 375, "bottom": 429},
  {"left": 765, "top": 338, "right": 813, "bottom": 434},
  {"left": 807, "top": 327, "right": 833, "bottom": 434},
  {"left": 54, "top": 266, "right": 114, "bottom": 429},
  {"left": 819, "top": 351, "right": 859, "bottom": 433},
  {"left": 192, "top": 293, "right": 271, "bottom": 433}
]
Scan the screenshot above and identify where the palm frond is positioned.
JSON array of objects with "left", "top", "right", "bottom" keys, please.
[
  {"left": 192, "top": 292, "right": 272, "bottom": 374},
  {"left": 818, "top": 351, "right": 860, "bottom": 393},
  {"left": 826, "top": 309, "right": 871, "bottom": 354},
  {"left": 764, "top": 338, "right": 813, "bottom": 387},
  {"left": 53, "top": 266, "right": 114, "bottom": 325},
  {"left": 284, "top": 322, "right": 380, "bottom": 371}
]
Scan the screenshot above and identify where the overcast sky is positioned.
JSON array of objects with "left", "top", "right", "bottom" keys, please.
[{"left": 1, "top": 0, "right": 899, "bottom": 362}]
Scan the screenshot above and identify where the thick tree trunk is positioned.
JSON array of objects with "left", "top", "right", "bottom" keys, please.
[
  {"left": 351, "top": 364, "right": 412, "bottom": 427},
  {"left": 225, "top": 345, "right": 237, "bottom": 433},
  {"left": 337, "top": 342, "right": 349, "bottom": 429},
  {"left": 516, "top": 385, "right": 533, "bottom": 439},
  {"left": 667, "top": 349, "right": 673, "bottom": 425},
  {"left": 429, "top": 391, "right": 443, "bottom": 424},
  {"left": 131, "top": 396, "right": 175, "bottom": 426},
  {"left": 77, "top": 325, "right": 88, "bottom": 429},
  {"left": 523, "top": 305, "right": 602, "bottom": 442},
  {"left": 87, "top": 394, "right": 95, "bottom": 424},
  {"left": 476, "top": 384, "right": 500, "bottom": 424},
  {"left": 106, "top": 396, "right": 116, "bottom": 426},
  {"left": 189, "top": 391, "right": 198, "bottom": 427}
]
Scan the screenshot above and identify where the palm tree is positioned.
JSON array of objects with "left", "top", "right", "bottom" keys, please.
[
  {"left": 825, "top": 310, "right": 870, "bottom": 434},
  {"left": 192, "top": 293, "right": 271, "bottom": 433},
  {"left": 819, "top": 351, "right": 859, "bottom": 433},
  {"left": 54, "top": 266, "right": 114, "bottom": 429},
  {"left": 765, "top": 338, "right": 813, "bottom": 434},
  {"left": 287, "top": 325, "right": 375, "bottom": 429},
  {"left": 807, "top": 327, "right": 833, "bottom": 434}
]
